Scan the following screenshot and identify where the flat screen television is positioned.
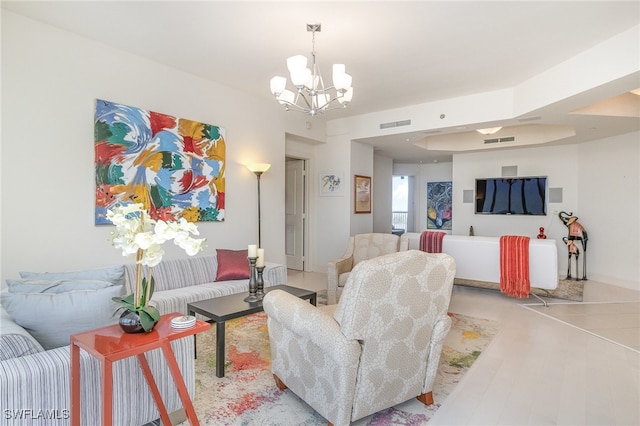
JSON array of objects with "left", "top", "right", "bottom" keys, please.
[{"left": 475, "top": 176, "right": 547, "bottom": 215}]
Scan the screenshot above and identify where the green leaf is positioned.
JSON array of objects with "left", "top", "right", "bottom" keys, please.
[
  {"left": 140, "top": 276, "right": 156, "bottom": 306},
  {"left": 111, "top": 294, "right": 136, "bottom": 314},
  {"left": 142, "top": 305, "right": 161, "bottom": 322},
  {"left": 138, "top": 307, "right": 160, "bottom": 332}
]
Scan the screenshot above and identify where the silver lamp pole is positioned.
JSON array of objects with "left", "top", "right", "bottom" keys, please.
[{"left": 247, "top": 163, "right": 271, "bottom": 247}]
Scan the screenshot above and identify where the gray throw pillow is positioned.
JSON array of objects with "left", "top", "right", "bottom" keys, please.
[
  {"left": 6, "top": 279, "right": 114, "bottom": 294},
  {"left": 0, "top": 285, "right": 124, "bottom": 350},
  {"left": 19, "top": 265, "right": 125, "bottom": 287}
]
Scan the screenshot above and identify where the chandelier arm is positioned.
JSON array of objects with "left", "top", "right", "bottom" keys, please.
[
  {"left": 296, "top": 89, "right": 313, "bottom": 109},
  {"left": 279, "top": 99, "right": 312, "bottom": 113}
]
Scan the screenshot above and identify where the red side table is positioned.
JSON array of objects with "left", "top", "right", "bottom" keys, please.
[{"left": 70, "top": 312, "right": 210, "bottom": 426}]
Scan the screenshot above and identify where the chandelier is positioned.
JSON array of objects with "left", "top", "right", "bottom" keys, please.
[{"left": 269, "top": 23, "right": 353, "bottom": 116}]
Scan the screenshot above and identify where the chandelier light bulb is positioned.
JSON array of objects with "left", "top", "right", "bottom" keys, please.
[
  {"left": 334, "top": 72, "right": 352, "bottom": 91},
  {"left": 277, "top": 89, "right": 295, "bottom": 105},
  {"left": 291, "top": 67, "right": 311, "bottom": 88},
  {"left": 287, "top": 55, "right": 307, "bottom": 73},
  {"left": 270, "top": 76, "right": 286, "bottom": 96},
  {"left": 339, "top": 87, "right": 354, "bottom": 104}
]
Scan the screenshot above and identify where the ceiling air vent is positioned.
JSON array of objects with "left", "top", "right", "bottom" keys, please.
[
  {"left": 380, "top": 119, "right": 412, "bottom": 129},
  {"left": 484, "top": 136, "right": 515, "bottom": 144}
]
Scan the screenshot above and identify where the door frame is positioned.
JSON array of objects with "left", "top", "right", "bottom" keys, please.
[{"left": 285, "top": 156, "right": 310, "bottom": 271}]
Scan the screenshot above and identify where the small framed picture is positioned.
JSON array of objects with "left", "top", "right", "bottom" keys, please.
[
  {"left": 354, "top": 175, "right": 371, "bottom": 214},
  {"left": 319, "top": 172, "right": 344, "bottom": 196}
]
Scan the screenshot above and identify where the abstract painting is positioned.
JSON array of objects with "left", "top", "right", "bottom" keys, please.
[
  {"left": 319, "top": 172, "right": 344, "bottom": 196},
  {"left": 427, "top": 181, "right": 452, "bottom": 229},
  {"left": 94, "top": 99, "right": 225, "bottom": 224}
]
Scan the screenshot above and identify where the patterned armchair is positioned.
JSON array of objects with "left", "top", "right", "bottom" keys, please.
[
  {"left": 327, "top": 233, "right": 408, "bottom": 304},
  {"left": 264, "top": 250, "right": 456, "bottom": 426}
]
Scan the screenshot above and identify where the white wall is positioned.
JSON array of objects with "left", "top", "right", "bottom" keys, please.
[
  {"left": 311, "top": 132, "right": 352, "bottom": 272},
  {"left": 577, "top": 133, "right": 639, "bottom": 288},
  {"left": 350, "top": 141, "right": 374, "bottom": 235},
  {"left": 0, "top": 11, "right": 319, "bottom": 284},
  {"left": 373, "top": 154, "right": 393, "bottom": 233}
]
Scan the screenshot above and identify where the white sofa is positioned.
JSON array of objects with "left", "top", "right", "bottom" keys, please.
[
  {"left": 123, "top": 254, "right": 287, "bottom": 315},
  {"left": 401, "top": 233, "right": 558, "bottom": 290}
]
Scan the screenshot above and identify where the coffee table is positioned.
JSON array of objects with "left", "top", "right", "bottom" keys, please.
[{"left": 187, "top": 284, "right": 317, "bottom": 377}]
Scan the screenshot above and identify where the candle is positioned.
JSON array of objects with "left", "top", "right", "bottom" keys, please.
[
  {"left": 257, "top": 248, "right": 265, "bottom": 267},
  {"left": 248, "top": 244, "right": 257, "bottom": 258}
]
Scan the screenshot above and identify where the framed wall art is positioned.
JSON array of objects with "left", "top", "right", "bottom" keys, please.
[
  {"left": 427, "top": 181, "right": 452, "bottom": 230},
  {"left": 94, "top": 99, "right": 226, "bottom": 224},
  {"left": 319, "top": 172, "right": 344, "bottom": 196},
  {"left": 354, "top": 175, "right": 371, "bottom": 214}
]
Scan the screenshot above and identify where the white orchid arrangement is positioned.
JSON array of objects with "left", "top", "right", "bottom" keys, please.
[{"left": 107, "top": 203, "right": 206, "bottom": 331}]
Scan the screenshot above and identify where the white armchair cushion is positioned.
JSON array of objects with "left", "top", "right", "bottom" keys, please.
[{"left": 327, "top": 233, "right": 401, "bottom": 305}]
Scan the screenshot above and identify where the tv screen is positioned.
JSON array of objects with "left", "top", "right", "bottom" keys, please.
[{"left": 475, "top": 176, "right": 547, "bottom": 215}]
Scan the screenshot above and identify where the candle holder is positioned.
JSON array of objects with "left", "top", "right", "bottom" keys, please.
[
  {"left": 244, "top": 256, "right": 261, "bottom": 302},
  {"left": 256, "top": 266, "right": 265, "bottom": 299}
]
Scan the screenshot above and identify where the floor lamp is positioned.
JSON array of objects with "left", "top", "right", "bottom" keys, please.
[{"left": 247, "top": 163, "right": 271, "bottom": 247}]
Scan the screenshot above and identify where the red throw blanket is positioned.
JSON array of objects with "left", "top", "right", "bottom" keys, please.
[
  {"left": 499, "top": 235, "right": 531, "bottom": 298},
  {"left": 419, "top": 231, "right": 446, "bottom": 253}
]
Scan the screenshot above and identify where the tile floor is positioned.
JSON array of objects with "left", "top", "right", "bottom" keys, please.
[{"left": 287, "top": 270, "right": 640, "bottom": 425}]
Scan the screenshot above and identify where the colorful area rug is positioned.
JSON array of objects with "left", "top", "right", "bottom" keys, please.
[
  {"left": 454, "top": 277, "right": 584, "bottom": 302},
  {"left": 187, "top": 309, "right": 499, "bottom": 425}
]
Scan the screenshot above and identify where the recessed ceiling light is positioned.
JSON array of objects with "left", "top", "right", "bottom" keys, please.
[{"left": 476, "top": 127, "right": 502, "bottom": 135}]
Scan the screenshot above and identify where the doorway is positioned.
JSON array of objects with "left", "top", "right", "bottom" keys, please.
[
  {"left": 285, "top": 157, "right": 306, "bottom": 270},
  {"left": 392, "top": 175, "right": 415, "bottom": 233}
]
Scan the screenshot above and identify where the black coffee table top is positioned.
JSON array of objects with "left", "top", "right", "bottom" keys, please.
[{"left": 187, "top": 284, "right": 316, "bottom": 322}]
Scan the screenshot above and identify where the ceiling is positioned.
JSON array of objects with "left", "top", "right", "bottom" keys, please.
[{"left": 3, "top": 1, "right": 639, "bottom": 163}]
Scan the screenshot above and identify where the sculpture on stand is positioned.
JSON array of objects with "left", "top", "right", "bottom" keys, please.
[
  {"left": 562, "top": 237, "right": 580, "bottom": 280},
  {"left": 558, "top": 211, "right": 588, "bottom": 280}
]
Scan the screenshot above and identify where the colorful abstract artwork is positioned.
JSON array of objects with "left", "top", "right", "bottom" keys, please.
[
  {"left": 94, "top": 99, "right": 225, "bottom": 224},
  {"left": 427, "top": 181, "right": 452, "bottom": 230}
]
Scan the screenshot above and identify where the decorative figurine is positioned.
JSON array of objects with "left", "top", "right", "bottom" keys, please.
[
  {"left": 563, "top": 237, "right": 580, "bottom": 281},
  {"left": 537, "top": 227, "right": 547, "bottom": 239},
  {"left": 558, "top": 211, "right": 588, "bottom": 280}
]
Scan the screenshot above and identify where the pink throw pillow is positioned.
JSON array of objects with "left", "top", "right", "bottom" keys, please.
[{"left": 215, "top": 249, "right": 250, "bottom": 281}]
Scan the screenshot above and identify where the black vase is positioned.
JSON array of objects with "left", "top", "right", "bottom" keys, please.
[{"left": 119, "top": 309, "right": 150, "bottom": 334}]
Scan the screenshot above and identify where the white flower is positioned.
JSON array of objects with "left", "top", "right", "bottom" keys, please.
[
  {"left": 106, "top": 202, "right": 206, "bottom": 309},
  {"left": 134, "top": 231, "right": 159, "bottom": 250},
  {"left": 175, "top": 234, "right": 205, "bottom": 256},
  {"left": 141, "top": 244, "right": 164, "bottom": 267}
]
